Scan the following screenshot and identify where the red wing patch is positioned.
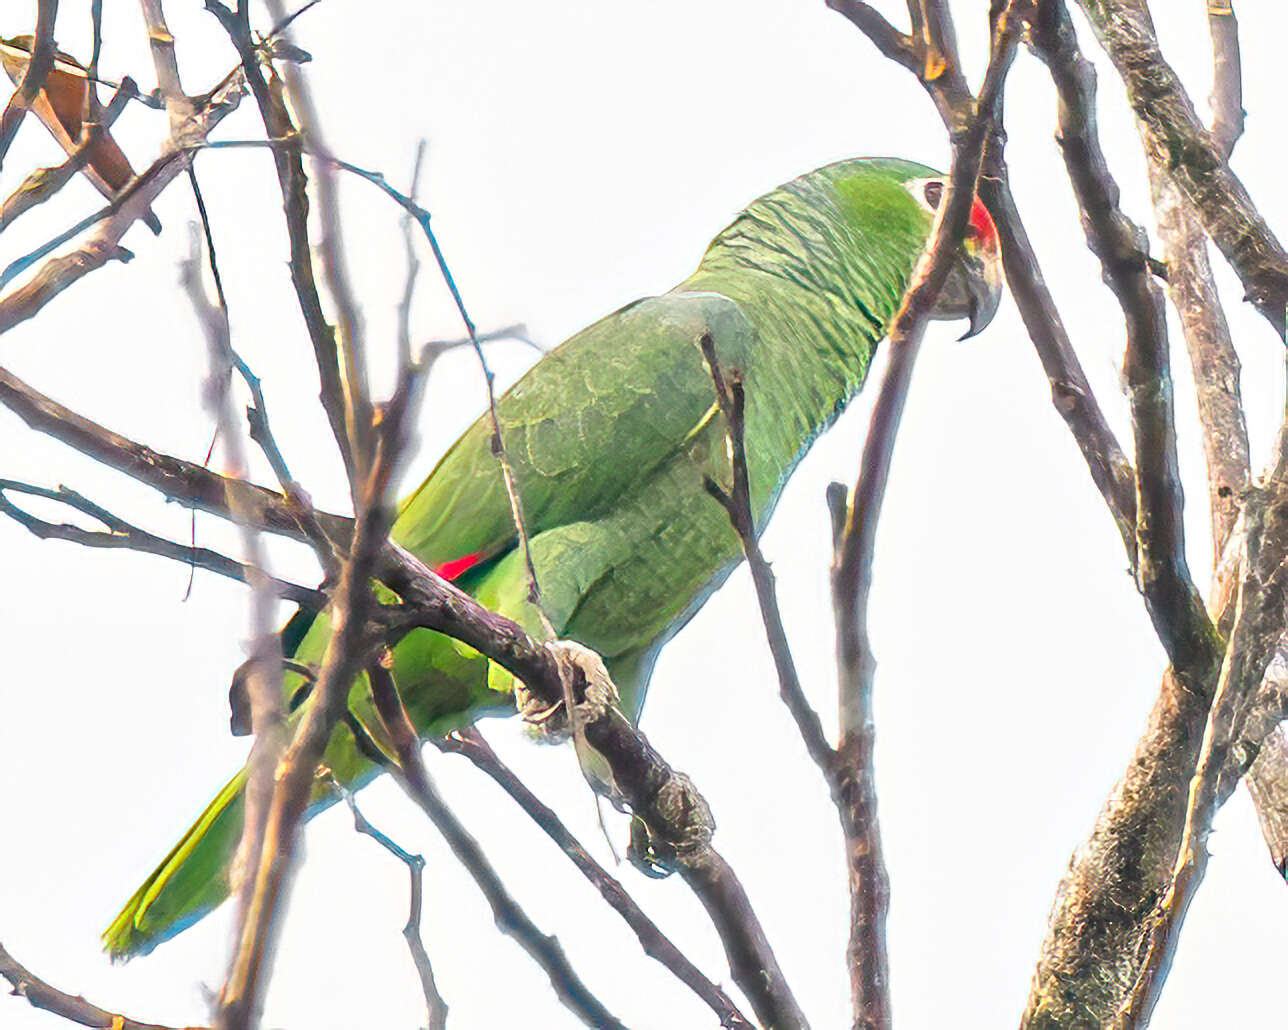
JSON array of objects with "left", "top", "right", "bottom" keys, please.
[{"left": 435, "top": 552, "right": 485, "bottom": 581}]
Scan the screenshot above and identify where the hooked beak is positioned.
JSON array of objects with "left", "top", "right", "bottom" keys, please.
[
  {"left": 959, "top": 243, "right": 1003, "bottom": 340},
  {"left": 910, "top": 184, "right": 1005, "bottom": 339}
]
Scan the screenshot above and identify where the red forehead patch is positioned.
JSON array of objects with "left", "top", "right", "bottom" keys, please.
[{"left": 968, "top": 197, "right": 998, "bottom": 249}]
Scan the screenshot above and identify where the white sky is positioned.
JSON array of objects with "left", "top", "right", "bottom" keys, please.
[{"left": 2, "top": 1, "right": 1287, "bottom": 1028}]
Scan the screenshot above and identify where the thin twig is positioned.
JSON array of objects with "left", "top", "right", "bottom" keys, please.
[
  {"left": 87, "top": 0, "right": 104, "bottom": 116},
  {"left": 139, "top": 0, "right": 193, "bottom": 126},
  {"left": 0, "top": 479, "right": 321, "bottom": 606},
  {"left": 371, "top": 169, "right": 543, "bottom": 608},
  {"left": 206, "top": 2, "right": 357, "bottom": 484},
  {"left": 437, "top": 726, "right": 755, "bottom": 1029},
  {"left": 397, "top": 141, "right": 426, "bottom": 370},
  {"left": 187, "top": 165, "right": 335, "bottom": 570},
  {"left": 0, "top": 0, "right": 58, "bottom": 167},
  {"left": 0, "top": 74, "right": 245, "bottom": 335},
  {"left": 215, "top": 395, "right": 406, "bottom": 1030},
  {"left": 257, "top": 0, "right": 374, "bottom": 481},
  {"left": 699, "top": 334, "right": 832, "bottom": 773},
  {"left": 422, "top": 322, "right": 543, "bottom": 359},
  {"left": 182, "top": 214, "right": 292, "bottom": 1000},
  {"left": 0, "top": 365, "right": 351, "bottom": 544},
  {"left": 327, "top": 770, "right": 448, "bottom": 1030},
  {"left": 277, "top": 144, "right": 548, "bottom": 610},
  {"left": 364, "top": 664, "right": 627, "bottom": 1030},
  {"left": 200, "top": 138, "right": 549, "bottom": 373}
]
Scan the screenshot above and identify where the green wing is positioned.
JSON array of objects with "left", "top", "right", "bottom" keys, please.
[
  {"left": 393, "top": 291, "right": 754, "bottom": 567},
  {"left": 103, "top": 290, "right": 758, "bottom": 960}
]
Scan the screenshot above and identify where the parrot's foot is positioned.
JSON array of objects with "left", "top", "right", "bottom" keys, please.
[
  {"left": 515, "top": 639, "right": 619, "bottom": 740},
  {"left": 518, "top": 639, "right": 625, "bottom": 806},
  {"left": 626, "top": 771, "right": 716, "bottom": 877}
]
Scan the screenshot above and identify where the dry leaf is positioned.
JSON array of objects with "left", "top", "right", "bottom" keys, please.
[{"left": 0, "top": 35, "right": 160, "bottom": 234}]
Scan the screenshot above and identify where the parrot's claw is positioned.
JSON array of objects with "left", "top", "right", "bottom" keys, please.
[
  {"left": 520, "top": 698, "right": 565, "bottom": 725},
  {"left": 625, "top": 772, "right": 716, "bottom": 878},
  {"left": 515, "top": 639, "right": 621, "bottom": 739},
  {"left": 627, "top": 815, "right": 675, "bottom": 878}
]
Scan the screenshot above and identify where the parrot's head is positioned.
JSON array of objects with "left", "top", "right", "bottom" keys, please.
[{"left": 906, "top": 176, "right": 1003, "bottom": 339}]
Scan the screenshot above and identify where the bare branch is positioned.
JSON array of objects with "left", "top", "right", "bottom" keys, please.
[
  {"left": 700, "top": 334, "right": 833, "bottom": 772},
  {"left": 1030, "top": 0, "right": 1218, "bottom": 672},
  {"left": 0, "top": 942, "right": 187, "bottom": 1030},
  {"left": 831, "top": 1, "right": 1234, "bottom": 1022},
  {"left": 833, "top": 0, "right": 1139, "bottom": 565},
  {"left": 381, "top": 551, "right": 807, "bottom": 1027},
  {"left": 258, "top": 0, "right": 374, "bottom": 478},
  {"left": 215, "top": 420, "right": 400, "bottom": 1030},
  {"left": 0, "top": 365, "right": 351, "bottom": 543},
  {"left": 364, "top": 664, "right": 627, "bottom": 1030},
  {"left": 2, "top": 346, "right": 787, "bottom": 1028},
  {"left": 1207, "top": 1, "right": 1243, "bottom": 159},
  {"left": 583, "top": 701, "right": 807, "bottom": 1029},
  {"left": 182, "top": 213, "right": 294, "bottom": 1021},
  {"left": 437, "top": 726, "right": 755, "bottom": 1029},
  {"left": 138, "top": 0, "right": 192, "bottom": 124},
  {"left": 206, "top": 5, "right": 357, "bottom": 484},
  {"left": 824, "top": 1, "right": 918, "bottom": 73},
  {"left": 1183, "top": 0, "right": 1288, "bottom": 884},
  {"left": 914, "top": 0, "right": 971, "bottom": 100},
  {"left": 397, "top": 142, "right": 426, "bottom": 370},
  {"left": 1150, "top": 168, "right": 1249, "bottom": 558},
  {"left": 0, "top": 479, "right": 321, "bottom": 606},
  {"left": 981, "top": 174, "right": 1140, "bottom": 561},
  {"left": 836, "top": 0, "right": 1020, "bottom": 735},
  {"left": 328, "top": 771, "right": 448, "bottom": 1030},
  {"left": 1074, "top": 0, "right": 1288, "bottom": 335},
  {"left": 1118, "top": 437, "right": 1288, "bottom": 1024},
  {"left": 831, "top": 13, "right": 1022, "bottom": 1019}
]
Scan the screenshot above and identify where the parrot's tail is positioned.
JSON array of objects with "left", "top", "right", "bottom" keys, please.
[{"left": 102, "top": 767, "right": 246, "bottom": 961}]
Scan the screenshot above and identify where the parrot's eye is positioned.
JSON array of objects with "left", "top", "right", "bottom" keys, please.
[{"left": 922, "top": 181, "right": 943, "bottom": 209}]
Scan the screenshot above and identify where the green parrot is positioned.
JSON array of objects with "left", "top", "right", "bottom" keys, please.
[{"left": 103, "top": 156, "right": 1002, "bottom": 959}]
